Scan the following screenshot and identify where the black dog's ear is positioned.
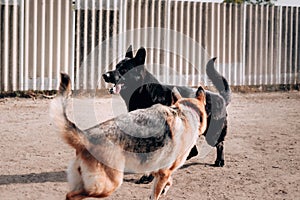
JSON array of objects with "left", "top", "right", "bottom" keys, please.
[
  {"left": 125, "top": 45, "right": 133, "bottom": 58},
  {"left": 134, "top": 47, "right": 146, "bottom": 66}
]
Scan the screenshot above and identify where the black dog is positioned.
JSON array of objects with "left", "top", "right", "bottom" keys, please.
[{"left": 103, "top": 46, "right": 231, "bottom": 179}]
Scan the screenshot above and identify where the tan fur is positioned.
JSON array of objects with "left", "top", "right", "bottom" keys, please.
[
  {"left": 173, "top": 87, "right": 207, "bottom": 135},
  {"left": 53, "top": 73, "right": 207, "bottom": 200}
]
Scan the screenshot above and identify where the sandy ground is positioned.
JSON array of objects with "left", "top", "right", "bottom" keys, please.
[{"left": 0, "top": 92, "right": 300, "bottom": 200}]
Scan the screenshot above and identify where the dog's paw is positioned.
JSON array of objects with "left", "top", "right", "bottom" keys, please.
[
  {"left": 135, "top": 174, "right": 154, "bottom": 184},
  {"left": 186, "top": 145, "right": 198, "bottom": 160},
  {"left": 213, "top": 160, "right": 225, "bottom": 167},
  {"left": 161, "top": 185, "right": 171, "bottom": 197}
]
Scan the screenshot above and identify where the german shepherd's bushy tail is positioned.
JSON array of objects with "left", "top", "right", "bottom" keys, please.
[
  {"left": 50, "top": 73, "right": 87, "bottom": 152},
  {"left": 206, "top": 58, "right": 231, "bottom": 105}
]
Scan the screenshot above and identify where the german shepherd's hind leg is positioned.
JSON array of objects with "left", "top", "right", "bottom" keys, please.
[
  {"left": 66, "top": 154, "right": 124, "bottom": 199},
  {"left": 150, "top": 170, "right": 171, "bottom": 200},
  {"left": 66, "top": 169, "right": 123, "bottom": 200}
]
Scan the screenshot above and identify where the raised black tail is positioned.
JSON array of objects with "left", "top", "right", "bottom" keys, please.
[{"left": 206, "top": 58, "right": 231, "bottom": 106}]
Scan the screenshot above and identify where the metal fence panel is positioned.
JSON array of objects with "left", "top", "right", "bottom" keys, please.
[
  {"left": 0, "top": 0, "right": 73, "bottom": 92},
  {"left": 0, "top": 0, "right": 299, "bottom": 92}
]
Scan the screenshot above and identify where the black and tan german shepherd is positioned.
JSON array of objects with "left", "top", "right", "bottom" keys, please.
[
  {"left": 102, "top": 46, "right": 231, "bottom": 170},
  {"left": 51, "top": 73, "right": 207, "bottom": 200}
]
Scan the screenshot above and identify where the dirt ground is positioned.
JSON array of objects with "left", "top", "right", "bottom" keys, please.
[{"left": 0, "top": 91, "right": 299, "bottom": 200}]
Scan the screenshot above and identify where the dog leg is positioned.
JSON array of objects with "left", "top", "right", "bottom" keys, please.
[
  {"left": 214, "top": 118, "right": 227, "bottom": 167},
  {"left": 150, "top": 170, "right": 171, "bottom": 200},
  {"left": 161, "top": 177, "right": 173, "bottom": 197},
  {"left": 214, "top": 141, "right": 225, "bottom": 167}
]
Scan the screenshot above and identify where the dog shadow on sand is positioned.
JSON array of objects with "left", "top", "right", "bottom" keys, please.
[
  {"left": 0, "top": 171, "right": 67, "bottom": 185},
  {"left": 0, "top": 162, "right": 212, "bottom": 185}
]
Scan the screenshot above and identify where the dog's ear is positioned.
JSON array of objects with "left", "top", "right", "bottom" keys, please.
[
  {"left": 59, "top": 72, "right": 72, "bottom": 97},
  {"left": 196, "top": 86, "right": 206, "bottom": 105},
  {"left": 172, "top": 87, "right": 182, "bottom": 104},
  {"left": 134, "top": 47, "right": 146, "bottom": 66},
  {"left": 125, "top": 45, "right": 133, "bottom": 58}
]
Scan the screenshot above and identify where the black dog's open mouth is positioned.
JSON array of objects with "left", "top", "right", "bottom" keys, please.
[{"left": 109, "top": 84, "right": 125, "bottom": 94}]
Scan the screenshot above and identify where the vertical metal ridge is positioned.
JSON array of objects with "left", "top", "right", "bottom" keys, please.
[
  {"left": 70, "top": 0, "right": 75, "bottom": 90},
  {"left": 118, "top": 0, "right": 125, "bottom": 68},
  {"left": 82, "top": 0, "right": 88, "bottom": 90},
  {"left": 128, "top": 0, "right": 133, "bottom": 47},
  {"left": 0, "top": 2, "right": 2, "bottom": 90},
  {"left": 259, "top": 5, "right": 263, "bottom": 86},
  {"left": 269, "top": 5, "right": 274, "bottom": 85},
  {"left": 289, "top": 7, "right": 294, "bottom": 85},
  {"left": 191, "top": 1, "right": 196, "bottom": 86},
  {"left": 216, "top": 3, "right": 220, "bottom": 77},
  {"left": 229, "top": 4, "right": 234, "bottom": 85},
  {"left": 90, "top": 0, "right": 96, "bottom": 90},
  {"left": 32, "top": 0, "right": 38, "bottom": 90},
  {"left": 104, "top": 0, "right": 110, "bottom": 81},
  {"left": 185, "top": 1, "right": 190, "bottom": 86},
  {"left": 75, "top": 3, "right": 80, "bottom": 90},
  {"left": 64, "top": 0, "right": 70, "bottom": 74},
  {"left": 156, "top": 0, "right": 161, "bottom": 80},
  {"left": 283, "top": 7, "right": 288, "bottom": 85},
  {"left": 294, "top": 7, "right": 300, "bottom": 84},
  {"left": 165, "top": 0, "right": 171, "bottom": 85},
  {"left": 40, "top": 0, "right": 46, "bottom": 90},
  {"left": 136, "top": 0, "right": 141, "bottom": 47},
  {"left": 179, "top": 1, "right": 183, "bottom": 85},
  {"left": 172, "top": 0, "right": 178, "bottom": 85},
  {"left": 12, "top": 1, "right": 18, "bottom": 91},
  {"left": 56, "top": 0, "right": 62, "bottom": 89},
  {"left": 149, "top": 0, "right": 155, "bottom": 73},
  {"left": 3, "top": 3, "right": 9, "bottom": 91},
  {"left": 264, "top": 5, "right": 269, "bottom": 85},
  {"left": 48, "top": 0, "right": 54, "bottom": 90},
  {"left": 211, "top": 2, "right": 215, "bottom": 59},
  {"left": 242, "top": 3, "right": 246, "bottom": 86},
  {"left": 222, "top": 3, "right": 226, "bottom": 79},
  {"left": 97, "top": 3, "right": 103, "bottom": 89},
  {"left": 19, "top": 0, "right": 25, "bottom": 90},
  {"left": 235, "top": 4, "right": 239, "bottom": 86},
  {"left": 277, "top": 6, "right": 282, "bottom": 85},
  {"left": 24, "top": 0, "right": 30, "bottom": 90},
  {"left": 143, "top": 0, "right": 149, "bottom": 53},
  {"left": 112, "top": 0, "right": 118, "bottom": 79},
  {"left": 232, "top": 3, "right": 236, "bottom": 86},
  {"left": 198, "top": 2, "right": 203, "bottom": 85},
  {"left": 253, "top": 4, "right": 258, "bottom": 85}
]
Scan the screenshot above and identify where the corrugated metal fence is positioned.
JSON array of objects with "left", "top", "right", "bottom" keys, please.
[
  {"left": 0, "top": 0, "right": 73, "bottom": 91},
  {"left": 0, "top": 0, "right": 299, "bottom": 92}
]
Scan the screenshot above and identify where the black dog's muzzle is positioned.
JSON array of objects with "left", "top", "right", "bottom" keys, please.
[
  {"left": 102, "top": 71, "right": 125, "bottom": 94},
  {"left": 102, "top": 71, "right": 117, "bottom": 84}
]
